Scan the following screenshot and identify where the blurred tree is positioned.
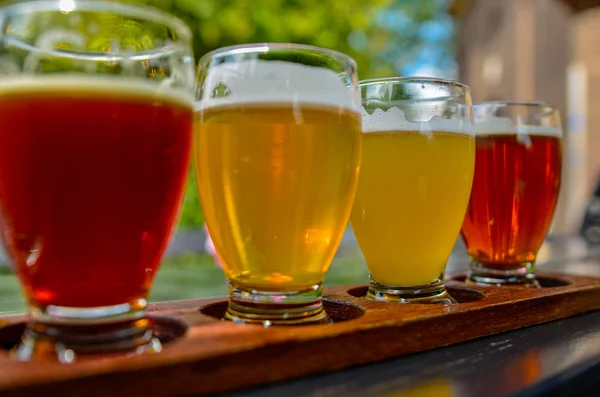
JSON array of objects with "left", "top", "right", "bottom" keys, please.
[
  {"left": 112, "top": 0, "right": 454, "bottom": 79},
  {"left": 0, "top": 0, "right": 455, "bottom": 228}
]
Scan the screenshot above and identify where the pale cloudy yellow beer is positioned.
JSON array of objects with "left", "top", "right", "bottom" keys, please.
[
  {"left": 197, "top": 104, "right": 361, "bottom": 291},
  {"left": 351, "top": 130, "right": 474, "bottom": 286}
]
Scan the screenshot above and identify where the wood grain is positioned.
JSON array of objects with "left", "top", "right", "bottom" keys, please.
[{"left": 0, "top": 271, "right": 599, "bottom": 397}]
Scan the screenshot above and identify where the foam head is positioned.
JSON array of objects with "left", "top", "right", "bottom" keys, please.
[
  {"left": 198, "top": 60, "right": 358, "bottom": 111},
  {"left": 361, "top": 106, "right": 473, "bottom": 134},
  {"left": 0, "top": 74, "right": 193, "bottom": 108},
  {"left": 475, "top": 116, "right": 562, "bottom": 137}
]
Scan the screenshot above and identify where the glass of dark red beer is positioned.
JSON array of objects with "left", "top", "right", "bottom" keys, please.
[
  {"left": 0, "top": 1, "right": 194, "bottom": 361},
  {"left": 461, "top": 101, "right": 562, "bottom": 287}
]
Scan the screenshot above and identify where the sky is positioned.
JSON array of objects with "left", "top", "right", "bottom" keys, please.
[
  {"left": 372, "top": 1, "right": 457, "bottom": 80},
  {"left": 401, "top": 17, "right": 457, "bottom": 79}
]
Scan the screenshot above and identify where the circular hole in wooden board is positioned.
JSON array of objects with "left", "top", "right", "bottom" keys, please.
[
  {"left": 346, "top": 285, "right": 485, "bottom": 304},
  {"left": 199, "top": 298, "right": 365, "bottom": 323},
  {"left": 450, "top": 274, "right": 571, "bottom": 288},
  {"left": 0, "top": 314, "right": 189, "bottom": 352}
]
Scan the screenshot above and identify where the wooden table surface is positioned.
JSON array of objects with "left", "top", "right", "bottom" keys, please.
[{"left": 219, "top": 237, "right": 600, "bottom": 397}]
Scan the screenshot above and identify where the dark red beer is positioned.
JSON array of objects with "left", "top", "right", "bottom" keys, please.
[
  {"left": 461, "top": 133, "right": 562, "bottom": 269},
  {"left": 0, "top": 78, "right": 192, "bottom": 308}
]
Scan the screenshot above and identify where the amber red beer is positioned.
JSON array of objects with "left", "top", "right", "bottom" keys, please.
[
  {"left": 461, "top": 134, "right": 561, "bottom": 266},
  {"left": 0, "top": 77, "right": 192, "bottom": 309},
  {"left": 461, "top": 102, "right": 562, "bottom": 286}
]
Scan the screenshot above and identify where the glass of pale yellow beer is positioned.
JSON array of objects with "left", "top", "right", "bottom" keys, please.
[
  {"left": 352, "top": 77, "right": 475, "bottom": 303},
  {"left": 195, "top": 44, "right": 362, "bottom": 325}
]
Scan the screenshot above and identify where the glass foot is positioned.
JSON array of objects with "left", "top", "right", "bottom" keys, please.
[
  {"left": 225, "top": 282, "right": 331, "bottom": 326},
  {"left": 365, "top": 275, "right": 455, "bottom": 304},
  {"left": 13, "top": 299, "right": 162, "bottom": 363},
  {"left": 467, "top": 261, "right": 540, "bottom": 288}
]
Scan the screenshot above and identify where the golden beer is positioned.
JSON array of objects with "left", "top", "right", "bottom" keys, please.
[
  {"left": 350, "top": 130, "right": 475, "bottom": 286},
  {"left": 196, "top": 104, "right": 361, "bottom": 291}
]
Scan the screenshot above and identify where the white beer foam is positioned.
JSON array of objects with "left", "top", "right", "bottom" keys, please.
[
  {"left": 0, "top": 74, "right": 193, "bottom": 108},
  {"left": 198, "top": 60, "right": 357, "bottom": 111},
  {"left": 362, "top": 106, "right": 472, "bottom": 134},
  {"left": 475, "top": 116, "right": 562, "bottom": 137}
]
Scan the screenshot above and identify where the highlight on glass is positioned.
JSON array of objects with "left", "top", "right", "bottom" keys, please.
[
  {"left": 0, "top": 1, "right": 195, "bottom": 361},
  {"left": 195, "top": 43, "right": 362, "bottom": 325},
  {"left": 353, "top": 77, "right": 475, "bottom": 304},
  {"left": 461, "top": 101, "right": 563, "bottom": 287}
]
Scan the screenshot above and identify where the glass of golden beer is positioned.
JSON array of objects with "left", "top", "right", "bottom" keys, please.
[
  {"left": 352, "top": 78, "right": 475, "bottom": 303},
  {"left": 461, "top": 102, "right": 562, "bottom": 287},
  {"left": 195, "top": 44, "right": 362, "bottom": 325}
]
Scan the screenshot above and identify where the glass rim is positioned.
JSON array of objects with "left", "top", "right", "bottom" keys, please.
[
  {"left": 359, "top": 76, "right": 470, "bottom": 92},
  {"left": 0, "top": 0, "right": 192, "bottom": 58},
  {"left": 474, "top": 100, "right": 560, "bottom": 121},
  {"left": 198, "top": 42, "right": 358, "bottom": 70},
  {"left": 474, "top": 100, "right": 556, "bottom": 109}
]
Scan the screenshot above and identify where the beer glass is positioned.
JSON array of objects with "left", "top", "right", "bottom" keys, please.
[
  {"left": 0, "top": 1, "right": 195, "bottom": 361},
  {"left": 352, "top": 78, "right": 475, "bottom": 303},
  {"left": 195, "top": 43, "right": 362, "bottom": 325},
  {"left": 461, "top": 101, "right": 562, "bottom": 287}
]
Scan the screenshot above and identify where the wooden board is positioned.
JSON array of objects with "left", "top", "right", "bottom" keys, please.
[{"left": 0, "top": 272, "right": 599, "bottom": 396}]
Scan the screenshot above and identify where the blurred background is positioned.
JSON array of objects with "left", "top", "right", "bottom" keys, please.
[{"left": 1, "top": 0, "right": 600, "bottom": 312}]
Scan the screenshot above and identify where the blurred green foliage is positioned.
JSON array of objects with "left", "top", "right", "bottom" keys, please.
[
  {"left": 0, "top": 0, "right": 453, "bottom": 229},
  {"left": 113, "top": 0, "right": 453, "bottom": 78},
  {"left": 178, "top": 166, "right": 204, "bottom": 227}
]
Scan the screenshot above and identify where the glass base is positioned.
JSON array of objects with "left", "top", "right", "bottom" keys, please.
[
  {"left": 366, "top": 275, "right": 455, "bottom": 304},
  {"left": 14, "top": 298, "right": 162, "bottom": 363},
  {"left": 225, "top": 282, "right": 331, "bottom": 326},
  {"left": 467, "top": 261, "right": 540, "bottom": 288}
]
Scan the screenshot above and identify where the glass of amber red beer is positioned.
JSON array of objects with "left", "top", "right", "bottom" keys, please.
[
  {"left": 0, "top": 1, "right": 194, "bottom": 361},
  {"left": 461, "top": 102, "right": 562, "bottom": 287}
]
